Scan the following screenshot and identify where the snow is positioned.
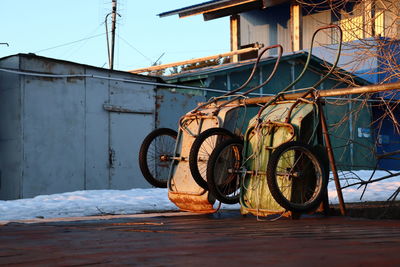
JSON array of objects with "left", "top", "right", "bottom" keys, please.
[
  {"left": 0, "top": 170, "right": 398, "bottom": 222},
  {"left": 328, "top": 170, "right": 400, "bottom": 203}
]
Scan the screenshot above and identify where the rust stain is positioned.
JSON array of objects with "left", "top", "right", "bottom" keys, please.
[{"left": 66, "top": 76, "right": 84, "bottom": 83}]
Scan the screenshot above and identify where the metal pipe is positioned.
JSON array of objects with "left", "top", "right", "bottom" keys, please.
[
  {"left": 105, "top": 13, "right": 112, "bottom": 68},
  {"left": 318, "top": 100, "right": 347, "bottom": 216},
  {"left": 2, "top": 66, "right": 400, "bottom": 100},
  {"left": 208, "top": 81, "right": 400, "bottom": 107}
]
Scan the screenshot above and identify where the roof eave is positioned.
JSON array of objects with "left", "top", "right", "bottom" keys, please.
[{"left": 158, "top": 0, "right": 264, "bottom": 19}]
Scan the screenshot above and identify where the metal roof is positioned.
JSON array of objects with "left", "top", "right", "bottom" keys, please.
[
  {"left": 163, "top": 51, "right": 370, "bottom": 86},
  {"left": 158, "top": 0, "right": 289, "bottom": 20},
  {"left": 0, "top": 53, "right": 161, "bottom": 82},
  {"left": 158, "top": 0, "right": 230, "bottom": 17}
]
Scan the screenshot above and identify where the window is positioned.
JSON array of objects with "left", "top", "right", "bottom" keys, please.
[{"left": 340, "top": 15, "right": 364, "bottom": 42}]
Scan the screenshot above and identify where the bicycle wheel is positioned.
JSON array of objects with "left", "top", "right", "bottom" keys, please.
[
  {"left": 189, "top": 127, "right": 236, "bottom": 190},
  {"left": 207, "top": 138, "right": 243, "bottom": 204},
  {"left": 139, "top": 128, "right": 177, "bottom": 188},
  {"left": 266, "top": 141, "right": 328, "bottom": 213}
]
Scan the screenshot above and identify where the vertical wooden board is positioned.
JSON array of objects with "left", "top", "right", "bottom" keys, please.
[
  {"left": 291, "top": 4, "right": 302, "bottom": 51},
  {"left": 230, "top": 15, "right": 240, "bottom": 62}
]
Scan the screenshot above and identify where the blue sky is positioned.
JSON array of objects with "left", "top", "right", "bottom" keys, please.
[{"left": 1, "top": 1, "right": 229, "bottom": 71}]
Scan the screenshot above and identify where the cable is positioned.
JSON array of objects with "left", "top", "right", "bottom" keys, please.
[
  {"left": 0, "top": 66, "right": 265, "bottom": 96},
  {"left": 63, "top": 24, "right": 106, "bottom": 58},
  {"left": 34, "top": 33, "right": 107, "bottom": 54},
  {"left": 117, "top": 33, "right": 154, "bottom": 64}
]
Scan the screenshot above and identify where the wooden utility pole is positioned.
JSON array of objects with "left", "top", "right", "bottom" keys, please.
[{"left": 110, "top": 0, "right": 117, "bottom": 70}]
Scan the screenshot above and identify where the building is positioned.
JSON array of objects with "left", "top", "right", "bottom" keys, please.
[{"left": 0, "top": 54, "right": 202, "bottom": 200}]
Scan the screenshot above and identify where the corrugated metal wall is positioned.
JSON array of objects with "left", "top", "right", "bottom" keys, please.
[
  {"left": 0, "top": 56, "right": 22, "bottom": 200},
  {"left": 302, "top": 10, "right": 332, "bottom": 48},
  {"left": 156, "top": 89, "right": 206, "bottom": 130}
]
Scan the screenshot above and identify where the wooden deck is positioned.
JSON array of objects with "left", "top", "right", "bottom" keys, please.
[{"left": 1, "top": 211, "right": 400, "bottom": 266}]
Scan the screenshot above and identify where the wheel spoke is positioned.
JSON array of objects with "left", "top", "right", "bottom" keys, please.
[
  {"left": 267, "top": 141, "right": 327, "bottom": 213},
  {"left": 139, "top": 128, "right": 177, "bottom": 188},
  {"left": 207, "top": 138, "right": 243, "bottom": 204}
]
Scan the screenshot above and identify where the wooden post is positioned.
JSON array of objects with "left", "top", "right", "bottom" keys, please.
[
  {"left": 230, "top": 15, "right": 241, "bottom": 63},
  {"left": 318, "top": 100, "right": 347, "bottom": 216},
  {"left": 291, "top": 3, "right": 303, "bottom": 51},
  {"left": 364, "top": 0, "right": 375, "bottom": 38}
]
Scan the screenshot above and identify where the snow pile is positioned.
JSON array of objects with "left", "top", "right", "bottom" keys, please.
[
  {"left": 0, "top": 170, "right": 398, "bottom": 221},
  {"left": 0, "top": 188, "right": 177, "bottom": 221}
]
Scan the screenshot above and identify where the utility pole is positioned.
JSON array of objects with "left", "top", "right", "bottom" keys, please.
[
  {"left": 105, "top": 0, "right": 118, "bottom": 70},
  {"left": 110, "top": 0, "right": 117, "bottom": 70}
]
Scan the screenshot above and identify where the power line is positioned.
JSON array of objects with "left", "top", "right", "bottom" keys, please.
[
  {"left": 35, "top": 33, "right": 107, "bottom": 54},
  {"left": 62, "top": 24, "right": 105, "bottom": 58},
  {"left": 117, "top": 33, "right": 154, "bottom": 64}
]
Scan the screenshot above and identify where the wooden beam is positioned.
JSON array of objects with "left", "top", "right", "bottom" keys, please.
[
  {"left": 129, "top": 47, "right": 260, "bottom": 74},
  {"left": 291, "top": 3, "right": 303, "bottom": 51},
  {"left": 230, "top": 15, "right": 241, "bottom": 63}
]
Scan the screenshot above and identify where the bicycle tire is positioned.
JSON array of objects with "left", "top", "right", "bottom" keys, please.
[
  {"left": 207, "top": 137, "right": 243, "bottom": 204},
  {"left": 189, "top": 127, "right": 236, "bottom": 190},
  {"left": 139, "top": 128, "right": 177, "bottom": 188},
  {"left": 266, "top": 141, "right": 328, "bottom": 213}
]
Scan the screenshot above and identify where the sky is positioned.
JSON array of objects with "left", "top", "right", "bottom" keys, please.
[
  {"left": 0, "top": 0, "right": 229, "bottom": 71},
  {"left": 0, "top": 170, "right": 399, "bottom": 223}
]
